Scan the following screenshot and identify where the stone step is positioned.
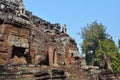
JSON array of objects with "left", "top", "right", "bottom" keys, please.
[{"left": 34, "top": 68, "right": 66, "bottom": 80}]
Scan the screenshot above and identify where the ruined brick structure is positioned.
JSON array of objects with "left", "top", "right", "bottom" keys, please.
[
  {"left": 0, "top": 0, "right": 80, "bottom": 66},
  {"left": 1, "top": 1, "right": 120, "bottom": 80}
]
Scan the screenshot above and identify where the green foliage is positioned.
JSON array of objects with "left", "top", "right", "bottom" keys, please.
[
  {"left": 81, "top": 21, "right": 107, "bottom": 54},
  {"left": 96, "top": 39, "right": 120, "bottom": 73},
  {"left": 81, "top": 21, "right": 108, "bottom": 65},
  {"left": 80, "top": 21, "right": 120, "bottom": 73},
  {"left": 118, "top": 39, "right": 120, "bottom": 54}
]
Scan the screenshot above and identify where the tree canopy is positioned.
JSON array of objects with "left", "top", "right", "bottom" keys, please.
[
  {"left": 81, "top": 21, "right": 108, "bottom": 65},
  {"left": 96, "top": 39, "right": 120, "bottom": 73},
  {"left": 80, "top": 21, "right": 120, "bottom": 73},
  {"left": 81, "top": 21, "right": 108, "bottom": 54}
]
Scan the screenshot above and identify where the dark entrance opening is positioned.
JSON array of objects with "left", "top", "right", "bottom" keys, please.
[
  {"left": 11, "top": 46, "right": 31, "bottom": 64},
  {"left": 11, "top": 46, "right": 25, "bottom": 58},
  {"left": 0, "top": 20, "right": 4, "bottom": 24}
]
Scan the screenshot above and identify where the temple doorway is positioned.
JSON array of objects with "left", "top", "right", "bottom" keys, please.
[{"left": 10, "top": 46, "right": 31, "bottom": 64}]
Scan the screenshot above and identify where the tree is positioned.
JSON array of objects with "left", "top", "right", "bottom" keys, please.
[
  {"left": 96, "top": 39, "right": 120, "bottom": 73},
  {"left": 81, "top": 21, "right": 108, "bottom": 65},
  {"left": 118, "top": 39, "right": 120, "bottom": 49},
  {"left": 80, "top": 21, "right": 120, "bottom": 73}
]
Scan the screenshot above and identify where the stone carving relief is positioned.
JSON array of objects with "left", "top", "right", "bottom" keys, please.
[{"left": 7, "top": 34, "right": 29, "bottom": 48}]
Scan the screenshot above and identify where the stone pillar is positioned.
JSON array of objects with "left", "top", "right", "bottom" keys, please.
[
  {"left": 47, "top": 42, "right": 57, "bottom": 66},
  {"left": 53, "top": 49, "right": 58, "bottom": 66},
  {"left": 48, "top": 44, "right": 54, "bottom": 66},
  {"left": 65, "top": 46, "right": 71, "bottom": 65}
]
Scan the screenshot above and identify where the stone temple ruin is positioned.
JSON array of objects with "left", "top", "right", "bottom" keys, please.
[
  {"left": 0, "top": 1, "right": 82, "bottom": 79},
  {"left": 0, "top": 0, "right": 120, "bottom": 80},
  {"left": 0, "top": 0, "right": 80, "bottom": 66}
]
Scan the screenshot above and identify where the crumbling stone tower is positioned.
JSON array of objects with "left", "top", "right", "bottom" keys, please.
[{"left": 0, "top": 0, "right": 80, "bottom": 67}]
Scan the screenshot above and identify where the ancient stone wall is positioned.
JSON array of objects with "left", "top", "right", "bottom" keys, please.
[
  {"left": 0, "top": 0, "right": 80, "bottom": 67},
  {"left": 0, "top": 24, "right": 31, "bottom": 65}
]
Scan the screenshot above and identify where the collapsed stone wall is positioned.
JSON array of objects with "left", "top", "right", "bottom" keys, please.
[{"left": 0, "top": 0, "right": 80, "bottom": 67}]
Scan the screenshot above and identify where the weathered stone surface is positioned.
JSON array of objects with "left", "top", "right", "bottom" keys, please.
[
  {"left": 1, "top": 1, "right": 120, "bottom": 80},
  {"left": 0, "top": 0, "right": 81, "bottom": 68},
  {"left": 34, "top": 68, "right": 66, "bottom": 80}
]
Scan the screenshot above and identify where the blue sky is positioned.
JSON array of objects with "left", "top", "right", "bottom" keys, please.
[{"left": 24, "top": 0, "right": 120, "bottom": 53}]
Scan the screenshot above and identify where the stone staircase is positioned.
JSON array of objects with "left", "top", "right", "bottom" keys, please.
[
  {"left": 34, "top": 68, "right": 66, "bottom": 80},
  {"left": 0, "top": 65, "right": 66, "bottom": 80}
]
